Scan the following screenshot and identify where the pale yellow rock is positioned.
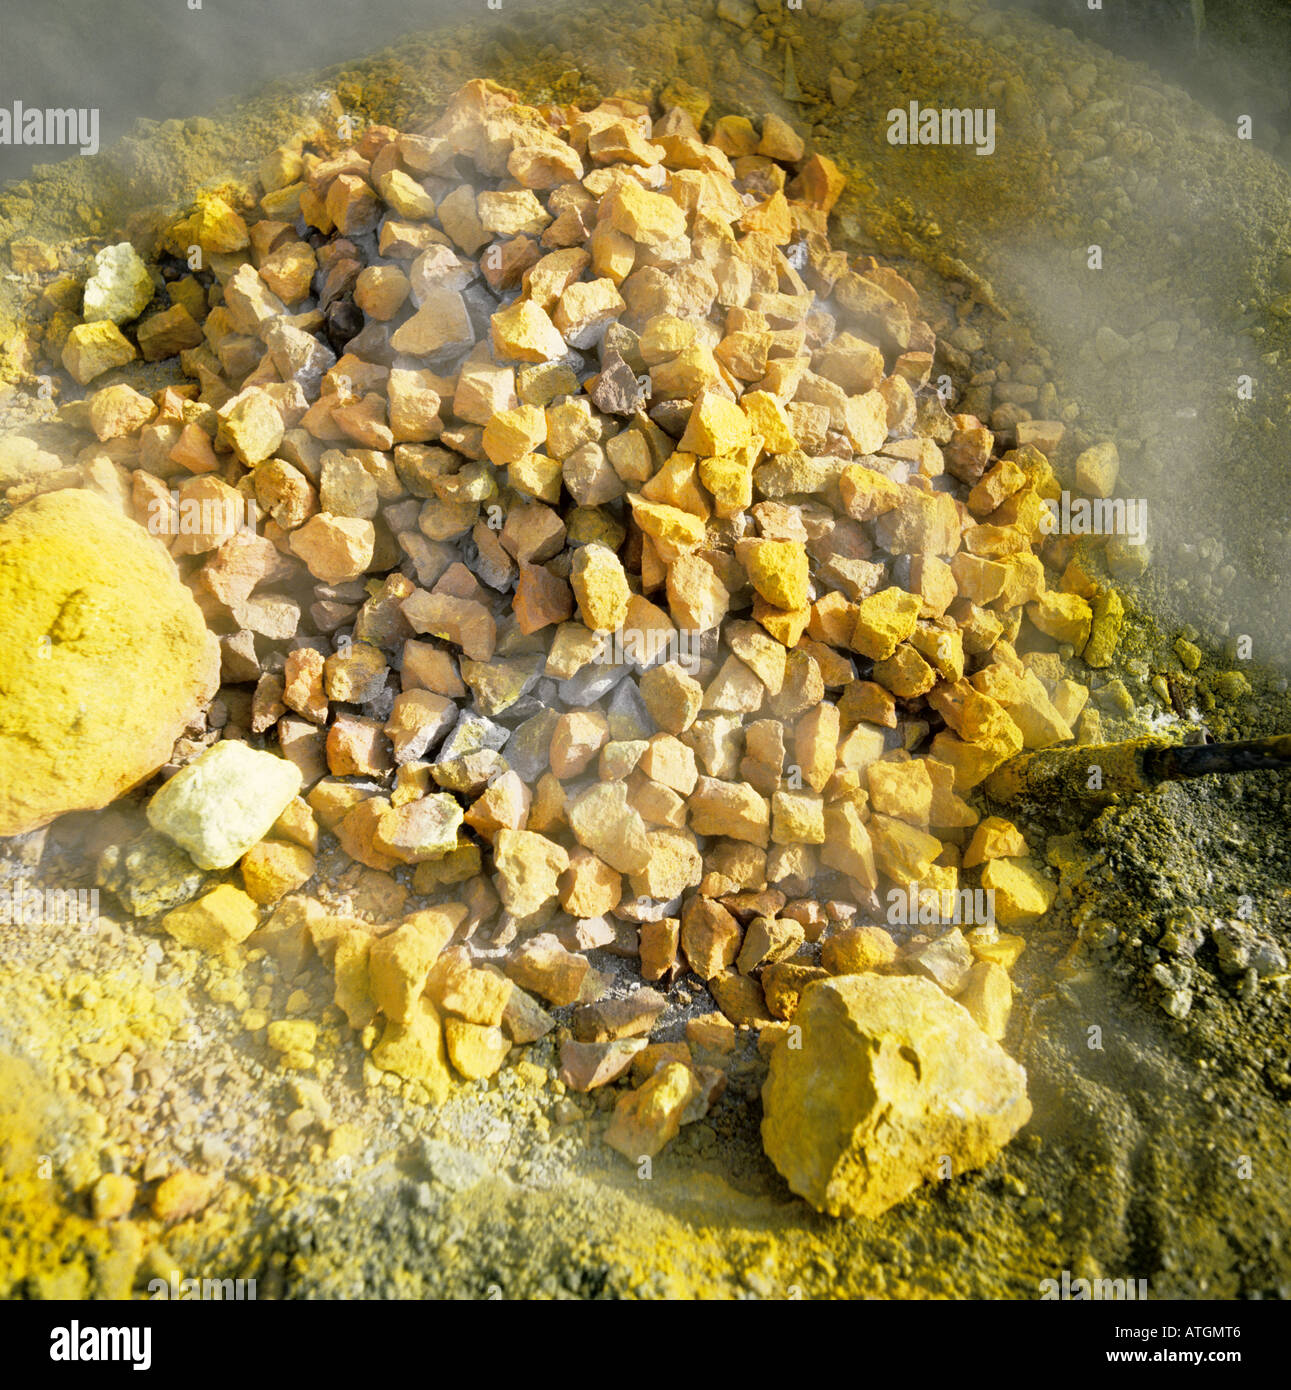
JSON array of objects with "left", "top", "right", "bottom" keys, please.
[
  {"left": 492, "top": 829, "right": 570, "bottom": 920},
  {"left": 980, "top": 857, "right": 1056, "bottom": 927},
  {"left": 771, "top": 790, "right": 826, "bottom": 845},
  {"left": 567, "top": 782, "right": 652, "bottom": 874},
  {"left": 957, "top": 960, "right": 1012, "bottom": 1040},
  {"left": 688, "top": 776, "right": 770, "bottom": 846},
  {"left": 761, "top": 975, "right": 1031, "bottom": 1218},
  {"left": 869, "top": 813, "right": 942, "bottom": 884},
  {"left": 1075, "top": 440, "right": 1119, "bottom": 497},
  {"left": 820, "top": 801, "right": 877, "bottom": 888},
  {"left": 866, "top": 759, "right": 934, "bottom": 827}
]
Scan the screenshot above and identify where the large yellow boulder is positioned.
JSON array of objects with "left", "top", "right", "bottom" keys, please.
[
  {"left": 761, "top": 974, "right": 1031, "bottom": 1218},
  {"left": 0, "top": 490, "right": 218, "bottom": 834}
]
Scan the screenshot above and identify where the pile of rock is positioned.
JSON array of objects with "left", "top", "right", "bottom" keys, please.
[{"left": 13, "top": 78, "right": 1125, "bottom": 1207}]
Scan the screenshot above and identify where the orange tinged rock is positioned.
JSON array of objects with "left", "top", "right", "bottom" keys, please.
[
  {"left": 560, "top": 847, "right": 623, "bottom": 918},
  {"left": 681, "top": 895, "right": 742, "bottom": 979},
  {"left": 289, "top": 513, "right": 374, "bottom": 583},
  {"left": 550, "top": 709, "right": 610, "bottom": 778},
  {"left": 513, "top": 561, "right": 572, "bottom": 633},
  {"left": 639, "top": 916, "right": 680, "bottom": 981},
  {"left": 790, "top": 153, "right": 846, "bottom": 212}
]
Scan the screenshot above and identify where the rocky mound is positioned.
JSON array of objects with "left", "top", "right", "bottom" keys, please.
[{"left": 0, "top": 77, "right": 1133, "bottom": 1199}]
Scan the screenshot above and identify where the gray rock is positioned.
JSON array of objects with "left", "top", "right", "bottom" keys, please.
[
  {"left": 420, "top": 1138, "right": 493, "bottom": 1192},
  {"left": 601, "top": 321, "right": 645, "bottom": 374},
  {"left": 533, "top": 678, "right": 563, "bottom": 708},
  {"left": 507, "top": 708, "right": 561, "bottom": 781},
  {"left": 559, "top": 660, "right": 629, "bottom": 707},
  {"left": 496, "top": 693, "right": 547, "bottom": 727},
  {"left": 96, "top": 830, "right": 207, "bottom": 917},
  {"left": 606, "top": 678, "right": 655, "bottom": 741},
  {"left": 1212, "top": 919, "right": 1286, "bottom": 978},
  {"left": 590, "top": 349, "right": 646, "bottom": 416},
  {"left": 264, "top": 320, "right": 335, "bottom": 395},
  {"left": 438, "top": 710, "right": 510, "bottom": 762}
]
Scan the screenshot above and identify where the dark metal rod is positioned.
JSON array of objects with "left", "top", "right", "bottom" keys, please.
[
  {"left": 1142, "top": 735, "right": 1291, "bottom": 783},
  {"left": 984, "top": 734, "right": 1291, "bottom": 804}
]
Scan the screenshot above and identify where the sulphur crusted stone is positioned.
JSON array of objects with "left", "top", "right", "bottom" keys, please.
[
  {"left": 161, "top": 884, "right": 259, "bottom": 955},
  {"left": 740, "top": 539, "right": 809, "bottom": 611},
  {"left": 963, "top": 816, "right": 1027, "bottom": 868},
  {"left": 62, "top": 319, "right": 137, "bottom": 384},
  {"left": 851, "top": 586, "right": 922, "bottom": 661},
  {"left": 369, "top": 915, "right": 454, "bottom": 1022},
  {"left": 567, "top": 781, "right": 652, "bottom": 874},
  {"left": 148, "top": 740, "right": 302, "bottom": 870},
  {"left": 605, "top": 180, "right": 688, "bottom": 246},
  {"left": 374, "top": 793, "right": 464, "bottom": 863},
  {"left": 821, "top": 925, "right": 897, "bottom": 975},
  {"left": 445, "top": 1018, "right": 511, "bottom": 1079},
  {"left": 491, "top": 299, "right": 567, "bottom": 361},
  {"left": 95, "top": 830, "right": 206, "bottom": 917},
  {"left": 979, "top": 856, "right": 1056, "bottom": 927},
  {"left": 241, "top": 840, "right": 315, "bottom": 904},
  {"left": 492, "top": 828, "right": 570, "bottom": 920},
  {"left": 372, "top": 995, "right": 453, "bottom": 1103},
  {"left": 761, "top": 974, "right": 1031, "bottom": 1218},
  {"left": 569, "top": 542, "right": 631, "bottom": 633},
  {"left": 152, "top": 1170, "right": 215, "bottom": 1222},
  {"left": 604, "top": 1061, "right": 702, "bottom": 1159},
  {"left": 1074, "top": 440, "right": 1118, "bottom": 498},
  {"left": 0, "top": 491, "right": 219, "bottom": 835},
  {"left": 958, "top": 960, "right": 1012, "bottom": 1040},
  {"left": 1083, "top": 589, "right": 1124, "bottom": 668},
  {"left": 688, "top": 776, "right": 770, "bottom": 846}
]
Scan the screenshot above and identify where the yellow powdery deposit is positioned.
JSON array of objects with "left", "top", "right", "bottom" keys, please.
[{"left": 0, "top": 489, "right": 220, "bottom": 835}]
